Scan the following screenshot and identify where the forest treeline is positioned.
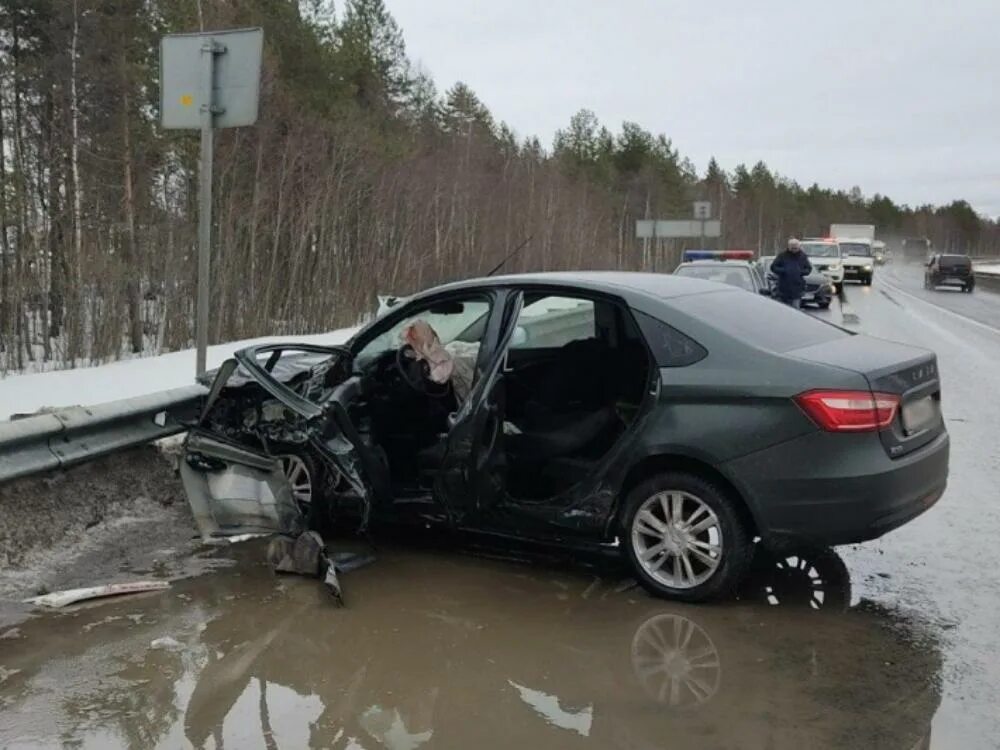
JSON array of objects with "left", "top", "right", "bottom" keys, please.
[{"left": 0, "top": 0, "right": 995, "bottom": 371}]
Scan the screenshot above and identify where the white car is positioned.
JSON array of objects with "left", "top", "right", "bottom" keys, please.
[
  {"left": 800, "top": 240, "right": 845, "bottom": 288},
  {"left": 837, "top": 238, "right": 876, "bottom": 286}
]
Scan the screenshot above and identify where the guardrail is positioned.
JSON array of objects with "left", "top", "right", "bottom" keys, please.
[
  {"left": 0, "top": 384, "right": 206, "bottom": 484},
  {"left": 972, "top": 261, "right": 1000, "bottom": 294},
  {"left": 974, "top": 271, "right": 1000, "bottom": 294}
]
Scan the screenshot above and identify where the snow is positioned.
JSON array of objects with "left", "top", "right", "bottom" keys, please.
[
  {"left": 0, "top": 327, "right": 357, "bottom": 423},
  {"left": 975, "top": 263, "right": 1000, "bottom": 276}
]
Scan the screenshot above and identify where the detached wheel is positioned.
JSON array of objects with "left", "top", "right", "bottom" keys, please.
[{"left": 622, "top": 472, "right": 752, "bottom": 602}]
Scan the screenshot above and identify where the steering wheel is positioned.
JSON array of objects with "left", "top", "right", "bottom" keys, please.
[{"left": 395, "top": 344, "right": 451, "bottom": 398}]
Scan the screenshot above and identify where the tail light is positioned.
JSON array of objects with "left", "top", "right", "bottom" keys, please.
[{"left": 795, "top": 390, "right": 900, "bottom": 432}]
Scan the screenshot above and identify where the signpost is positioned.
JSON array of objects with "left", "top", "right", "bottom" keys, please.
[
  {"left": 635, "top": 219, "right": 721, "bottom": 238},
  {"left": 160, "top": 28, "right": 263, "bottom": 375},
  {"left": 636, "top": 202, "right": 721, "bottom": 269}
]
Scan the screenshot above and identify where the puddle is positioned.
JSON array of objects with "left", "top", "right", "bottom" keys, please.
[{"left": 0, "top": 543, "right": 942, "bottom": 749}]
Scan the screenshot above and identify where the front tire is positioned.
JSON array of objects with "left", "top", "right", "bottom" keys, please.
[
  {"left": 276, "top": 449, "right": 335, "bottom": 533},
  {"left": 622, "top": 472, "right": 753, "bottom": 602}
]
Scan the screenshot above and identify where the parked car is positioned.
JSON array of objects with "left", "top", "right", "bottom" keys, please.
[
  {"left": 799, "top": 240, "right": 845, "bottom": 288},
  {"left": 672, "top": 251, "right": 770, "bottom": 296},
  {"left": 758, "top": 256, "right": 834, "bottom": 309},
  {"left": 924, "top": 254, "right": 974, "bottom": 293},
  {"left": 181, "top": 272, "right": 949, "bottom": 602}
]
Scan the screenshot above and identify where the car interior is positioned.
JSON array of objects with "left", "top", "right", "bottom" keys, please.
[{"left": 349, "top": 292, "right": 652, "bottom": 504}]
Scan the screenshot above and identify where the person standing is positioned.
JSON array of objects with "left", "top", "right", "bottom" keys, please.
[{"left": 770, "top": 238, "right": 813, "bottom": 308}]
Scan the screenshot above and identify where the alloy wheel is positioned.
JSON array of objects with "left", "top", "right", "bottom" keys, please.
[
  {"left": 280, "top": 454, "right": 313, "bottom": 513},
  {"left": 631, "top": 491, "right": 723, "bottom": 590}
]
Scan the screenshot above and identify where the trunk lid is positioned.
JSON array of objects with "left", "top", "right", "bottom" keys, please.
[{"left": 789, "top": 336, "right": 944, "bottom": 458}]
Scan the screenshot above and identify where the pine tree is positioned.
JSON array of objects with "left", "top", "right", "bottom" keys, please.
[{"left": 337, "top": 0, "right": 412, "bottom": 111}]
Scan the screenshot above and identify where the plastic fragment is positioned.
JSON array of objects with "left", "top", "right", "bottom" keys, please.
[
  {"left": 150, "top": 636, "right": 183, "bottom": 651},
  {"left": 24, "top": 580, "right": 170, "bottom": 609}
]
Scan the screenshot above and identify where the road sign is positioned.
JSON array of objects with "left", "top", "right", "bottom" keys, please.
[
  {"left": 693, "top": 201, "right": 712, "bottom": 220},
  {"left": 636, "top": 220, "right": 722, "bottom": 239},
  {"left": 160, "top": 28, "right": 263, "bottom": 129},
  {"left": 160, "top": 28, "right": 263, "bottom": 376}
]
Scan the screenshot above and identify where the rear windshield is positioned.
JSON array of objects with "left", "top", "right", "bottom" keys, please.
[
  {"left": 939, "top": 254, "right": 971, "bottom": 268},
  {"left": 840, "top": 242, "right": 871, "bottom": 257},
  {"left": 674, "top": 264, "right": 754, "bottom": 291},
  {"left": 675, "top": 291, "right": 849, "bottom": 353}
]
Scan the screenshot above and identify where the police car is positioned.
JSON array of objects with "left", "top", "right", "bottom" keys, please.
[{"left": 672, "top": 250, "right": 771, "bottom": 296}]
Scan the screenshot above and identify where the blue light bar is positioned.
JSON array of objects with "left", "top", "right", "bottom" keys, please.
[{"left": 682, "top": 250, "right": 719, "bottom": 261}]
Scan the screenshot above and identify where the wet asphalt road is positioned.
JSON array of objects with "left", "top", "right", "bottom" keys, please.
[{"left": 0, "top": 262, "right": 999, "bottom": 749}]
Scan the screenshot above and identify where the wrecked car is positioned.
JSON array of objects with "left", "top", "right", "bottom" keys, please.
[{"left": 181, "top": 271, "right": 949, "bottom": 601}]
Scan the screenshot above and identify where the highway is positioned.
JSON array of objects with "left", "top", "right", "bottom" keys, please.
[{"left": 838, "top": 262, "right": 1000, "bottom": 747}]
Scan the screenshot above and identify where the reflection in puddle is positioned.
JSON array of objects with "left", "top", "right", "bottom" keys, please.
[
  {"left": 508, "top": 681, "right": 593, "bottom": 737},
  {"left": 359, "top": 705, "right": 434, "bottom": 750},
  {"left": 630, "top": 613, "right": 721, "bottom": 709},
  {"left": 739, "top": 547, "right": 852, "bottom": 611},
  {"left": 0, "top": 544, "right": 941, "bottom": 749}
]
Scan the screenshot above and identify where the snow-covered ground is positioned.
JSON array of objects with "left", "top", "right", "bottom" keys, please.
[
  {"left": 975, "top": 263, "right": 1000, "bottom": 276},
  {"left": 0, "top": 327, "right": 357, "bottom": 423}
]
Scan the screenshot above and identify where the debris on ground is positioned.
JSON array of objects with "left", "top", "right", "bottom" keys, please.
[
  {"left": 267, "top": 531, "right": 324, "bottom": 576},
  {"left": 329, "top": 550, "right": 377, "bottom": 574},
  {"left": 24, "top": 580, "right": 170, "bottom": 608},
  {"left": 223, "top": 533, "right": 268, "bottom": 544},
  {"left": 323, "top": 563, "right": 343, "bottom": 606},
  {"left": 149, "top": 636, "right": 183, "bottom": 651},
  {"left": 265, "top": 532, "right": 375, "bottom": 606}
]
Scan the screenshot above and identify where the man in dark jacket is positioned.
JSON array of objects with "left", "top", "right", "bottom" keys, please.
[{"left": 771, "top": 238, "right": 813, "bottom": 308}]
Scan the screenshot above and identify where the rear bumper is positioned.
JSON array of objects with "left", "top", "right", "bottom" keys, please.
[
  {"left": 929, "top": 274, "right": 972, "bottom": 287},
  {"left": 723, "top": 430, "right": 949, "bottom": 548}
]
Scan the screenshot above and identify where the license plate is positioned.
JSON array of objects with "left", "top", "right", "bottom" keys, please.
[{"left": 902, "top": 397, "right": 938, "bottom": 434}]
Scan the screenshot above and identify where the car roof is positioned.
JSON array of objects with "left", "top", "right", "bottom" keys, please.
[{"left": 409, "top": 270, "right": 738, "bottom": 304}]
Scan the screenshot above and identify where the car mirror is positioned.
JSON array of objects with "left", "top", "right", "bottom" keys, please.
[{"left": 511, "top": 325, "right": 529, "bottom": 346}]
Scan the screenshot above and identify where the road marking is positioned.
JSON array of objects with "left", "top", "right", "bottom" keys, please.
[{"left": 879, "top": 276, "right": 1000, "bottom": 338}]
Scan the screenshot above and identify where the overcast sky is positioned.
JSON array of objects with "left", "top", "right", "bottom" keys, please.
[{"left": 387, "top": 0, "right": 1000, "bottom": 217}]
